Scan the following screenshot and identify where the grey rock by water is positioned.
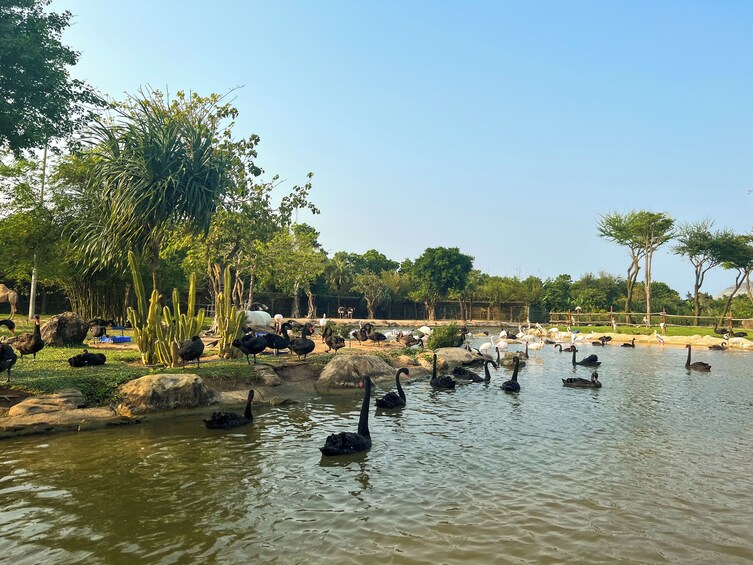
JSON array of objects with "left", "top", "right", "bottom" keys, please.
[
  {"left": 8, "top": 388, "right": 86, "bottom": 417},
  {"left": 116, "top": 374, "right": 217, "bottom": 416},
  {"left": 317, "top": 354, "right": 396, "bottom": 390}
]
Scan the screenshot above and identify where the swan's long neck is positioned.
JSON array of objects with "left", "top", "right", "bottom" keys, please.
[
  {"left": 244, "top": 391, "right": 254, "bottom": 420},
  {"left": 357, "top": 377, "right": 371, "bottom": 437},
  {"left": 396, "top": 369, "right": 406, "bottom": 400},
  {"left": 484, "top": 360, "right": 494, "bottom": 382},
  {"left": 432, "top": 355, "right": 437, "bottom": 379},
  {"left": 572, "top": 348, "right": 577, "bottom": 365},
  {"left": 496, "top": 347, "right": 500, "bottom": 364},
  {"left": 512, "top": 357, "right": 519, "bottom": 381},
  {"left": 686, "top": 346, "right": 691, "bottom": 367},
  {"left": 555, "top": 344, "right": 562, "bottom": 351}
]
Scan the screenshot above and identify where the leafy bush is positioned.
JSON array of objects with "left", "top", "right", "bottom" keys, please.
[{"left": 426, "top": 323, "right": 461, "bottom": 349}]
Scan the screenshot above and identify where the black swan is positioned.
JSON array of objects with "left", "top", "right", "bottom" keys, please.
[
  {"left": 708, "top": 342, "right": 727, "bottom": 351},
  {"left": 563, "top": 371, "right": 602, "bottom": 388},
  {"left": 323, "top": 326, "right": 346, "bottom": 353},
  {"left": 685, "top": 344, "right": 711, "bottom": 372},
  {"left": 452, "top": 365, "right": 484, "bottom": 383},
  {"left": 430, "top": 354, "right": 456, "bottom": 389},
  {"left": 68, "top": 349, "right": 106, "bottom": 367},
  {"left": 375, "top": 367, "right": 410, "bottom": 409},
  {"left": 232, "top": 333, "right": 268, "bottom": 364},
  {"left": 0, "top": 319, "right": 15, "bottom": 336},
  {"left": 204, "top": 389, "right": 254, "bottom": 429},
  {"left": 349, "top": 326, "right": 368, "bottom": 346},
  {"left": 397, "top": 332, "right": 420, "bottom": 347},
  {"left": 178, "top": 336, "right": 205, "bottom": 368},
  {"left": 591, "top": 337, "right": 607, "bottom": 346},
  {"left": 265, "top": 322, "right": 292, "bottom": 354},
  {"left": 0, "top": 343, "right": 17, "bottom": 381},
  {"left": 88, "top": 320, "right": 108, "bottom": 343},
  {"left": 290, "top": 323, "right": 316, "bottom": 360},
  {"left": 320, "top": 376, "right": 373, "bottom": 456},
  {"left": 482, "top": 359, "right": 498, "bottom": 382},
  {"left": 571, "top": 347, "right": 601, "bottom": 367},
  {"left": 364, "top": 323, "right": 387, "bottom": 346},
  {"left": 621, "top": 338, "right": 636, "bottom": 348},
  {"left": 712, "top": 324, "right": 728, "bottom": 336},
  {"left": 501, "top": 356, "right": 521, "bottom": 393},
  {"left": 13, "top": 314, "right": 44, "bottom": 360}
]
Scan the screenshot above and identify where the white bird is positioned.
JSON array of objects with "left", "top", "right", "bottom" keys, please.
[
  {"left": 498, "top": 330, "right": 508, "bottom": 340},
  {"left": 528, "top": 340, "right": 545, "bottom": 357},
  {"left": 495, "top": 339, "right": 509, "bottom": 350},
  {"left": 652, "top": 330, "right": 665, "bottom": 345}
]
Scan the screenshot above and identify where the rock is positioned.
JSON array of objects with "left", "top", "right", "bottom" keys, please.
[
  {"left": 500, "top": 351, "right": 526, "bottom": 367},
  {"left": 316, "top": 354, "right": 395, "bottom": 390},
  {"left": 269, "top": 397, "right": 297, "bottom": 406},
  {"left": 116, "top": 374, "right": 217, "bottom": 416},
  {"left": 255, "top": 365, "right": 282, "bottom": 386},
  {"left": 392, "top": 355, "right": 419, "bottom": 367},
  {"left": 8, "top": 388, "right": 85, "bottom": 417},
  {"left": 41, "top": 312, "right": 88, "bottom": 345},
  {"left": 432, "top": 347, "right": 480, "bottom": 369}
]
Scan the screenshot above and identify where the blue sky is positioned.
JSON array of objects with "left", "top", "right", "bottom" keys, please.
[{"left": 54, "top": 1, "right": 752, "bottom": 297}]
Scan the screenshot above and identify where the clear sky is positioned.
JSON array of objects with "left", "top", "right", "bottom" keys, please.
[{"left": 53, "top": 0, "right": 752, "bottom": 297}]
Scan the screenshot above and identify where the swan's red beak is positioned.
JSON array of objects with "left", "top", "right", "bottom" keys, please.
[{"left": 406, "top": 372, "right": 411, "bottom": 378}]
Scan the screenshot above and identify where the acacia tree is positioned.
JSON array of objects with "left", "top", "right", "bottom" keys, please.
[
  {"left": 411, "top": 247, "right": 474, "bottom": 321},
  {"left": 674, "top": 220, "right": 737, "bottom": 324},
  {"left": 717, "top": 234, "right": 753, "bottom": 324},
  {"left": 632, "top": 211, "right": 674, "bottom": 324},
  {"left": 72, "top": 90, "right": 238, "bottom": 290},
  {"left": 0, "top": 0, "right": 102, "bottom": 153},
  {"left": 597, "top": 211, "right": 646, "bottom": 322}
]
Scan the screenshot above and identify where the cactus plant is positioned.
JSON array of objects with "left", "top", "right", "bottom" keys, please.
[{"left": 216, "top": 267, "right": 245, "bottom": 358}]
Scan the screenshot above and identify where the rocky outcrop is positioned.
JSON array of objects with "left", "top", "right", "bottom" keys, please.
[
  {"left": 316, "top": 354, "right": 396, "bottom": 390},
  {"left": 41, "top": 312, "right": 88, "bottom": 345},
  {"left": 254, "top": 365, "right": 282, "bottom": 386},
  {"left": 8, "top": 388, "right": 85, "bottom": 417},
  {"left": 116, "top": 374, "right": 217, "bottom": 416}
]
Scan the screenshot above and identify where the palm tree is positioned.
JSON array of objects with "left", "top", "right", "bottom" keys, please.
[{"left": 326, "top": 255, "right": 353, "bottom": 307}]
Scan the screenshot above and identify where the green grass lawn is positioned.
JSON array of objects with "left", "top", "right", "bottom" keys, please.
[{"left": 556, "top": 324, "right": 748, "bottom": 339}]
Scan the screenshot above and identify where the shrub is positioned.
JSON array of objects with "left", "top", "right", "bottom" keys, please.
[{"left": 427, "top": 323, "right": 461, "bottom": 349}]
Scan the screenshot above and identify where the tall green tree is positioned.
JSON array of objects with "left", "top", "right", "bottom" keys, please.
[
  {"left": 674, "top": 220, "right": 737, "bottom": 324},
  {"left": 597, "top": 211, "right": 646, "bottom": 322},
  {"left": 632, "top": 211, "right": 675, "bottom": 323},
  {"left": 72, "top": 90, "right": 238, "bottom": 289},
  {"left": 352, "top": 269, "right": 389, "bottom": 319},
  {"left": 411, "top": 247, "right": 473, "bottom": 321},
  {"left": 717, "top": 234, "right": 753, "bottom": 324},
  {"left": 0, "top": 0, "right": 102, "bottom": 153}
]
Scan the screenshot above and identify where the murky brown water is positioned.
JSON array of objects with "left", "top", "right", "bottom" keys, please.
[{"left": 1, "top": 341, "right": 752, "bottom": 563}]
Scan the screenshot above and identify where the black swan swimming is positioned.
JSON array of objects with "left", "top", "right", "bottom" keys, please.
[
  {"left": 621, "top": 337, "right": 636, "bottom": 348},
  {"left": 12, "top": 314, "right": 44, "bottom": 360},
  {"left": 430, "top": 354, "right": 456, "bottom": 389},
  {"left": 591, "top": 337, "right": 607, "bottom": 346},
  {"left": 290, "top": 323, "right": 316, "bottom": 360},
  {"left": 323, "top": 326, "right": 346, "bottom": 353},
  {"left": 452, "top": 365, "right": 484, "bottom": 383},
  {"left": 501, "top": 356, "right": 521, "bottom": 393},
  {"left": 68, "top": 349, "right": 106, "bottom": 367},
  {"left": 265, "top": 322, "right": 292, "bottom": 354},
  {"left": 571, "top": 347, "right": 601, "bottom": 367},
  {"left": 563, "top": 371, "right": 602, "bottom": 388},
  {"left": 204, "top": 389, "right": 254, "bottom": 429},
  {"left": 232, "top": 332, "right": 268, "bottom": 364},
  {"left": 708, "top": 342, "right": 727, "bottom": 351},
  {"left": 685, "top": 344, "right": 711, "bottom": 372},
  {"left": 320, "top": 376, "right": 373, "bottom": 456},
  {"left": 482, "top": 359, "right": 498, "bottom": 382},
  {"left": 178, "top": 336, "right": 205, "bottom": 367},
  {"left": 0, "top": 343, "right": 17, "bottom": 381},
  {"left": 375, "top": 367, "right": 410, "bottom": 409}
]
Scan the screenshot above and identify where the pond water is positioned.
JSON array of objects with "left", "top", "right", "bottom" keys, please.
[{"left": 1, "top": 340, "right": 752, "bottom": 563}]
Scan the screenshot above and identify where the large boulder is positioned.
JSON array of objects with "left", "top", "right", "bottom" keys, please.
[
  {"left": 116, "top": 374, "right": 218, "bottom": 416},
  {"left": 8, "top": 388, "right": 85, "bottom": 417},
  {"left": 432, "top": 347, "right": 480, "bottom": 369},
  {"left": 317, "top": 354, "right": 395, "bottom": 390},
  {"left": 41, "top": 312, "right": 88, "bottom": 345}
]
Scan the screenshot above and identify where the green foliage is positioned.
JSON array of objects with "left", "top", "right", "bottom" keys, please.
[
  {"left": 427, "top": 323, "right": 462, "bottom": 349},
  {"left": 412, "top": 247, "right": 474, "bottom": 319},
  {"left": 0, "top": 0, "right": 103, "bottom": 153},
  {"left": 352, "top": 269, "right": 389, "bottom": 318}
]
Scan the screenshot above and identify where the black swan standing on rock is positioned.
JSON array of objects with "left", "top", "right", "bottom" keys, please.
[
  {"left": 621, "top": 338, "right": 636, "bottom": 348},
  {"left": 13, "top": 314, "right": 44, "bottom": 361},
  {"left": 320, "top": 376, "right": 373, "bottom": 456},
  {"left": 266, "top": 322, "right": 292, "bottom": 355},
  {"left": 501, "top": 356, "right": 521, "bottom": 393},
  {"left": 68, "top": 350, "right": 106, "bottom": 367},
  {"left": 204, "top": 389, "right": 254, "bottom": 429},
  {"left": 430, "top": 354, "right": 456, "bottom": 389},
  {"left": 178, "top": 336, "right": 205, "bottom": 368},
  {"left": 0, "top": 343, "right": 17, "bottom": 381},
  {"left": 290, "top": 323, "right": 316, "bottom": 360},
  {"left": 685, "top": 344, "right": 711, "bottom": 372},
  {"left": 232, "top": 333, "right": 268, "bottom": 364},
  {"left": 0, "top": 319, "right": 15, "bottom": 336},
  {"left": 571, "top": 347, "right": 601, "bottom": 367},
  {"left": 323, "top": 326, "right": 346, "bottom": 353},
  {"left": 375, "top": 367, "right": 410, "bottom": 409},
  {"left": 563, "top": 371, "right": 602, "bottom": 388}
]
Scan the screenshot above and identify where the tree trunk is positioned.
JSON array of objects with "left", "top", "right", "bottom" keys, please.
[
  {"left": 245, "top": 271, "right": 256, "bottom": 310},
  {"left": 719, "top": 269, "right": 748, "bottom": 323},
  {"left": 306, "top": 289, "right": 316, "bottom": 318},
  {"left": 625, "top": 257, "right": 640, "bottom": 324},
  {"left": 291, "top": 280, "right": 301, "bottom": 318},
  {"left": 645, "top": 250, "right": 653, "bottom": 325},
  {"left": 366, "top": 299, "right": 375, "bottom": 319},
  {"left": 425, "top": 299, "right": 436, "bottom": 321}
]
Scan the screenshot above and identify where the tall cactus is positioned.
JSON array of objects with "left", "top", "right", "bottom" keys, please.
[
  {"left": 216, "top": 267, "right": 245, "bottom": 358},
  {"left": 127, "top": 251, "right": 206, "bottom": 367}
]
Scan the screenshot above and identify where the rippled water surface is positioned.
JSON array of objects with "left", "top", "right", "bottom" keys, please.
[{"left": 2, "top": 341, "right": 753, "bottom": 563}]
